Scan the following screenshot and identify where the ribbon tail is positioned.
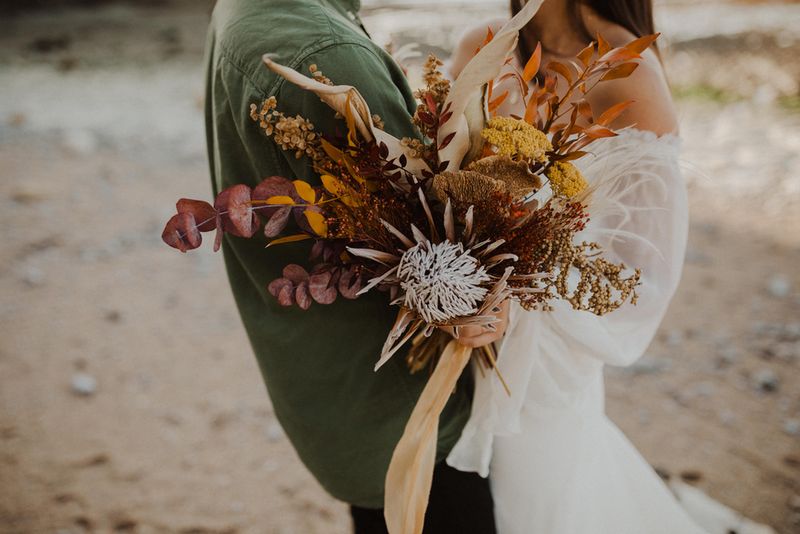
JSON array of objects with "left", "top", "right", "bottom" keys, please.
[{"left": 384, "top": 340, "right": 472, "bottom": 534}]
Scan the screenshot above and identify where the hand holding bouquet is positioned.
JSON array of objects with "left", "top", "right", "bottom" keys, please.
[{"left": 162, "top": 1, "right": 658, "bottom": 531}]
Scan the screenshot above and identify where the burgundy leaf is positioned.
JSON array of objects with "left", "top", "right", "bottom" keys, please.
[
  {"left": 338, "top": 269, "right": 363, "bottom": 300},
  {"left": 439, "top": 132, "right": 456, "bottom": 150},
  {"left": 176, "top": 199, "right": 217, "bottom": 232},
  {"left": 214, "top": 184, "right": 259, "bottom": 238},
  {"left": 162, "top": 213, "right": 201, "bottom": 252},
  {"left": 263, "top": 206, "right": 292, "bottom": 238},
  {"left": 277, "top": 284, "right": 295, "bottom": 307},
  {"left": 267, "top": 277, "right": 293, "bottom": 298},
  {"left": 309, "top": 240, "right": 325, "bottom": 261},
  {"left": 295, "top": 282, "right": 312, "bottom": 310},
  {"left": 253, "top": 176, "right": 295, "bottom": 217},
  {"left": 213, "top": 214, "right": 223, "bottom": 252},
  {"left": 252, "top": 176, "right": 294, "bottom": 200},
  {"left": 309, "top": 271, "right": 337, "bottom": 305},
  {"left": 283, "top": 264, "right": 309, "bottom": 284}
]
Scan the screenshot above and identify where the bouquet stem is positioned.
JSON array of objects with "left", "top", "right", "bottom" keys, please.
[{"left": 384, "top": 339, "right": 473, "bottom": 534}]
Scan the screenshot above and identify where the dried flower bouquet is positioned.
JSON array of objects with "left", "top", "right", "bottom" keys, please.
[{"left": 162, "top": 1, "right": 659, "bottom": 531}]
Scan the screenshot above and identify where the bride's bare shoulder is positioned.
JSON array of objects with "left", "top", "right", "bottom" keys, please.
[
  {"left": 448, "top": 19, "right": 508, "bottom": 78},
  {"left": 587, "top": 26, "right": 678, "bottom": 136}
]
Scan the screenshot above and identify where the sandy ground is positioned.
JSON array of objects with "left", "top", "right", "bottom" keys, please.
[{"left": 0, "top": 1, "right": 799, "bottom": 533}]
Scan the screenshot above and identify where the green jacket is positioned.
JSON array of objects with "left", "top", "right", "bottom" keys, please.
[{"left": 204, "top": 0, "right": 473, "bottom": 508}]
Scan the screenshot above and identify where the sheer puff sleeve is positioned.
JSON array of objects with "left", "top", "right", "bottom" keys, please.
[{"left": 447, "top": 128, "right": 689, "bottom": 476}]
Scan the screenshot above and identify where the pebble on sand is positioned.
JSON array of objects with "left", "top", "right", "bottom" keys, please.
[
  {"left": 70, "top": 373, "right": 97, "bottom": 396},
  {"left": 784, "top": 419, "right": 800, "bottom": 437},
  {"left": 753, "top": 368, "right": 780, "bottom": 393},
  {"left": 767, "top": 274, "right": 791, "bottom": 299}
]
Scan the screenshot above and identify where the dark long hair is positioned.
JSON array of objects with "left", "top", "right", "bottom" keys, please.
[{"left": 511, "top": 0, "right": 658, "bottom": 61}]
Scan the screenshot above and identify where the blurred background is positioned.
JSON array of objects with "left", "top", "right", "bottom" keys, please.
[{"left": 0, "top": 0, "right": 798, "bottom": 532}]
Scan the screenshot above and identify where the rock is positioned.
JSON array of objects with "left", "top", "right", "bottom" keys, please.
[
  {"left": 752, "top": 368, "right": 779, "bottom": 393},
  {"left": 266, "top": 421, "right": 285, "bottom": 442},
  {"left": 70, "top": 373, "right": 97, "bottom": 396},
  {"left": 767, "top": 274, "right": 791, "bottom": 298},
  {"left": 784, "top": 418, "right": 800, "bottom": 437}
]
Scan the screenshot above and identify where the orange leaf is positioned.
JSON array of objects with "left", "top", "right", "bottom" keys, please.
[
  {"left": 304, "top": 210, "right": 328, "bottom": 237},
  {"left": 293, "top": 180, "right": 316, "bottom": 204},
  {"left": 576, "top": 99, "right": 593, "bottom": 122},
  {"left": 600, "top": 62, "right": 639, "bottom": 81},
  {"left": 546, "top": 60, "right": 573, "bottom": 84},
  {"left": 266, "top": 234, "right": 312, "bottom": 248},
  {"left": 625, "top": 33, "right": 660, "bottom": 54},
  {"left": 266, "top": 195, "right": 295, "bottom": 205},
  {"left": 599, "top": 47, "right": 640, "bottom": 64},
  {"left": 584, "top": 124, "right": 618, "bottom": 139},
  {"left": 522, "top": 42, "right": 542, "bottom": 83},
  {"left": 560, "top": 150, "right": 589, "bottom": 162},
  {"left": 577, "top": 42, "right": 594, "bottom": 67},
  {"left": 597, "top": 100, "right": 634, "bottom": 126},
  {"left": 488, "top": 91, "right": 509, "bottom": 113},
  {"left": 596, "top": 33, "right": 611, "bottom": 56},
  {"left": 523, "top": 95, "right": 539, "bottom": 125}
]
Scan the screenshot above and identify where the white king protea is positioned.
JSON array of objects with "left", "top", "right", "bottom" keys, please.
[
  {"left": 397, "top": 240, "right": 491, "bottom": 324},
  {"left": 347, "top": 194, "right": 519, "bottom": 371}
]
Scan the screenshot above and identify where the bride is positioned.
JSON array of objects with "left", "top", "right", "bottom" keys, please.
[{"left": 445, "top": 1, "right": 774, "bottom": 533}]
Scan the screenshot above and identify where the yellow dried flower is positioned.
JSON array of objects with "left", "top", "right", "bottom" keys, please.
[
  {"left": 481, "top": 117, "right": 552, "bottom": 162},
  {"left": 545, "top": 161, "right": 588, "bottom": 198}
]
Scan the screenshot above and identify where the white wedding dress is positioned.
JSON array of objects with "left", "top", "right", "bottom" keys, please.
[{"left": 446, "top": 129, "right": 739, "bottom": 534}]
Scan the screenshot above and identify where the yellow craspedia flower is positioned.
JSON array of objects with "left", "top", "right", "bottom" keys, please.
[
  {"left": 545, "top": 161, "right": 588, "bottom": 198},
  {"left": 481, "top": 117, "right": 552, "bottom": 163}
]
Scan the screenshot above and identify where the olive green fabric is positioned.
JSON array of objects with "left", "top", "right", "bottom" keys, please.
[{"left": 204, "top": 0, "right": 473, "bottom": 508}]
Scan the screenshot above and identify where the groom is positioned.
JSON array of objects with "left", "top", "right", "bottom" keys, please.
[{"left": 204, "top": 0, "right": 499, "bottom": 531}]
